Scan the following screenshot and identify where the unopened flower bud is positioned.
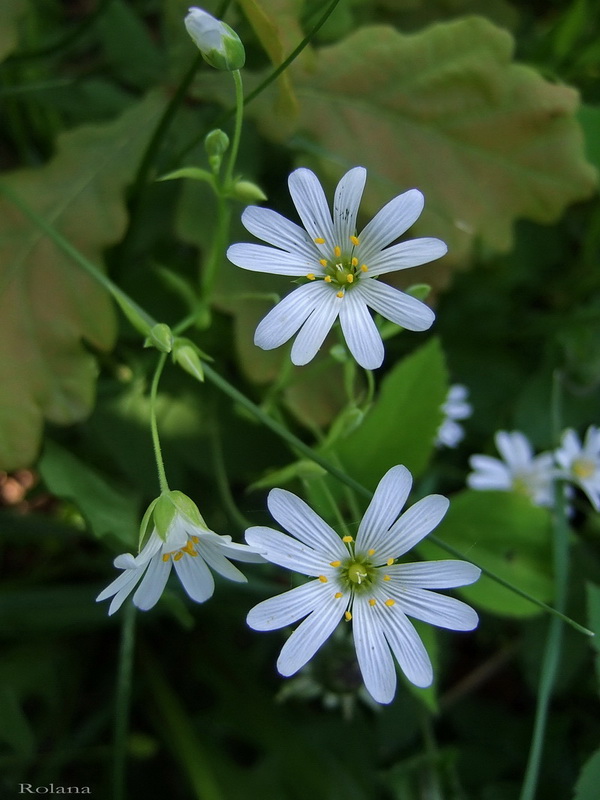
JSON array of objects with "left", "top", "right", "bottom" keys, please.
[
  {"left": 144, "top": 323, "right": 174, "bottom": 353},
  {"left": 172, "top": 338, "right": 205, "bottom": 382},
  {"left": 204, "top": 128, "right": 230, "bottom": 157},
  {"left": 184, "top": 7, "right": 245, "bottom": 71},
  {"left": 230, "top": 180, "right": 267, "bottom": 203}
]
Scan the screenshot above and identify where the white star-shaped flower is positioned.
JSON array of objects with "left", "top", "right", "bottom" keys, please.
[
  {"left": 245, "top": 465, "right": 480, "bottom": 705},
  {"left": 435, "top": 384, "right": 472, "bottom": 448},
  {"left": 467, "top": 430, "right": 555, "bottom": 507},
  {"left": 555, "top": 426, "right": 600, "bottom": 511},
  {"left": 97, "top": 499, "right": 264, "bottom": 616},
  {"left": 227, "top": 167, "right": 447, "bottom": 370}
]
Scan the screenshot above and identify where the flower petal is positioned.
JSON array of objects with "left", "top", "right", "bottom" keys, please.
[
  {"left": 333, "top": 167, "right": 366, "bottom": 246},
  {"left": 245, "top": 526, "right": 330, "bottom": 576},
  {"left": 276, "top": 589, "right": 346, "bottom": 676},
  {"left": 467, "top": 456, "right": 511, "bottom": 490},
  {"left": 173, "top": 553, "right": 215, "bottom": 602},
  {"left": 352, "top": 595, "right": 397, "bottom": 704},
  {"left": 357, "top": 189, "right": 424, "bottom": 261},
  {"left": 390, "top": 560, "right": 481, "bottom": 588},
  {"left": 357, "top": 279, "right": 435, "bottom": 331},
  {"left": 227, "top": 243, "right": 316, "bottom": 276},
  {"left": 132, "top": 555, "right": 172, "bottom": 611},
  {"left": 197, "top": 539, "right": 247, "bottom": 583},
  {"left": 290, "top": 286, "right": 341, "bottom": 365},
  {"left": 241, "top": 206, "right": 317, "bottom": 258},
  {"left": 267, "top": 489, "right": 347, "bottom": 558},
  {"left": 254, "top": 282, "right": 326, "bottom": 350},
  {"left": 495, "top": 431, "right": 532, "bottom": 469},
  {"left": 355, "top": 465, "right": 412, "bottom": 554},
  {"left": 385, "top": 494, "right": 449, "bottom": 560},
  {"left": 247, "top": 579, "right": 337, "bottom": 631},
  {"left": 367, "top": 238, "right": 448, "bottom": 276},
  {"left": 217, "top": 541, "right": 266, "bottom": 563},
  {"left": 379, "top": 604, "right": 433, "bottom": 688},
  {"left": 288, "top": 168, "right": 335, "bottom": 245},
  {"left": 338, "top": 289, "right": 384, "bottom": 370},
  {"left": 391, "top": 586, "right": 479, "bottom": 631}
]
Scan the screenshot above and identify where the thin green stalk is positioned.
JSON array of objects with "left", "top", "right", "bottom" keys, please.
[
  {"left": 113, "top": 602, "right": 136, "bottom": 800},
  {"left": 519, "top": 374, "right": 571, "bottom": 800},
  {"left": 317, "top": 478, "right": 352, "bottom": 539},
  {"left": 149, "top": 353, "right": 170, "bottom": 494},
  {"left": 0, "top": 184, "right": 593, "bottom": 636},
  {"left": 222, "top": 69, "right": 244, "bottom": 189},
  {"left": 209, "top": 407, "right": 253, "bottom": 531}
]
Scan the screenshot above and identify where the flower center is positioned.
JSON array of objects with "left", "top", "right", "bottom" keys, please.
[
  {"left": 573, "top": 458, "right": 596, "bottom": 480},
  {"left": 307, "top": 235, "right": 369, "bottom": 297},
  {"left": 162, "top": 535, "right": 200, "bottom": 562},
  {"left": 512, "top": 473, "right": 534, "bottom": 498}
]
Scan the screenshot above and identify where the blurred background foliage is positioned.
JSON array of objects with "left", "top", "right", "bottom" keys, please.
[{"left": 1, "top": 0, "right": 600, "bottom": 797}]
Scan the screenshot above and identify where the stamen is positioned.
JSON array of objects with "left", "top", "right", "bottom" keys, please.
[
  {"left": 306, "top": 273, "right": 315, "bottom": 280},
  {"left": 330, "top": 560, "right": 341, "bottom": 567},
  {"left": 314, "top": 237, "right": 325, "bottom": 244},
  {"left": 334, "top": 592, "right": 343, "bottom": 599},
  {"left": 319, "top": 259, "right": 328, "bottom": 267},
  {"left": 192, "top": 536, "right": 200, "bottom": 543},
  {"left": 345, "top": 611, "right": 352, "bottom": 621},
  {"left": 383, "top": 575, "right": 391, "bottom": 581},
  {"left": 324, "top": 276, "right": 332, "bottom": 283},
  {"left": 334, "top": 245, "right": 342, "bottom": 258},
  {"left": 387, "top": 557, "right": 394, "bottom": 566},
  {"left": 174, "top": 551, "right": 184, "bottom": 561},
  {"left": 361, "top": 264, "right": 368, "bottom": 272},
  {"left": 346, "top": 274, "right": 354, "bottom": 284},
  {"left": 342, "top": 535, "right": 354, "bottom": 543},
  {"left": 182, "top": 541, "right": 197, "bottom": 556},
  {"left": 385, "top": 599, "right": 396, "bottom": 607},
  {"left": 350, "top": 235, "right": 360, "bottom": 246},
  {"left": 319, "top": 575, "right": 328, "bottom": 583},
  {"left": 162, "top": 553, "right": 171, "bottom": 562},
  {"left": 369, "top": 598, "right": 377, "bottom": 607},
  {"left": 336, "top": 291, "right": 344, "bottom": 298},
  {"left": 368, "top": 548, "right": 375, "bottom": 556},
  {"left": 351, "top": 257, "right": 358, "bottom": 267}
]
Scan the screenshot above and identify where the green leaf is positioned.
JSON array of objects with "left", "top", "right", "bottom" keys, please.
[
  {"left": 0, "top": 0, "right": 27, "bottom": 61},
  {"left": 419, "top": 490, "right": 554, "bottom": 617},
  {"left": 334, "top": 338, "right": 447, "bottom": 489},
  {"left": 586, "top": 582, "right": 600, "bottom": 687},
  {"left": 38, "top": 440, "right": 139, "bottom": 547},
  {"left": 0, "top": 93, "right": 163, "bottom": 469},
  {"left": 259, "top": 16, "right": 597, "bottom": 269},
  {"left": 574, "top": 747, "right": 600, "bottom": 800}
]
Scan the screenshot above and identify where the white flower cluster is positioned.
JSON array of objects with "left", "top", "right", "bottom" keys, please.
[{"left": 467, "top": 426, "right": 600, "bottom": 511}]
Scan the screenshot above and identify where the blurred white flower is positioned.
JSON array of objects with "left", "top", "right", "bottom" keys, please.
[
  {"left": 184, "top": 7, "right": 245, "bottom": 70},
  {"left": 467, "top": 430, "right": 555, "bottom": 507},
  {"left": 555, "top": 426, "right": 600, "bottom": 511},
  {"left": 227, "top": 167, "right": 446, "bottom": 370},
  {"left": 436, "top": 384, "right": 472, "bottom": 448},
  {"left": 245, "top": 465, "right": 480, "bottom": 705}
]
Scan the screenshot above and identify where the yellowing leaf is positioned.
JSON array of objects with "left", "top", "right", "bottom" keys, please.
[
  {"left": 257, "top": 16, "right": 597, "bottom": 272},
  {"left": 0, "top": 94, "right": 164, "bottom": 469}
]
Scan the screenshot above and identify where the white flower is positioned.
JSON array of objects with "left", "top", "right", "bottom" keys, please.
[
  {"left": 555, "top": 426, "right": 600, "bottom": 511},
  {"left": 97, "top": 501, "right": 264, "bottom": 616},
  {"left": 245, "top": 465, "right": 480, "bottom": 704},
  {"left": 184, "top": 7, "right": 245, "bottom": 70},
  {"left": 436, "top": 384, "right": 472, "bottom": 448},
  {"left": 227, "top": 167, "right": 447, "bottom": 370},
  {"left": 467, "top": 431, "right": 555, "bottom": 507}
]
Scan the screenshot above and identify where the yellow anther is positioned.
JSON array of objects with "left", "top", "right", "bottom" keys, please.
[
  {"left": 361, "top": 264, "right": 368, "bottom": 272},
  {"left": 192, "top": 536, "right": 200, "bottom": 543},
  {"left": 369, "top": 598, "right": 377, "bottom": 607},
  {"left": 162, "top": 553, "right": 171, "bottom": 562},
  {"left": 385, "top": 598, "right": 396, "bottom": 607},
  {"left": 182, "top": 541, "right": 197, "bottom": 556},
  {"left": 368, "top": 548, "right": 375, "bottom": 556},
  {"left": 350, "top": 235, "right": 360, "bottom": 246},
  {"left": 306, "top": 273, "right": 316, "bottom": 280},
  {"left": 387, "top": 558, "right": 394, "bottom": 566},
  {"left": 574, "top": 459, "right": 596, "bottom": 479},
  {"left": 334, "top": 245, "right": 342, "bottom": 258},
  {"left": 343, "top": 536, "right": 354, "bottom": 543},
  {"left": 319, "top": 575, "right": 328, "bottom": 583},
  {"left": 324, "top": 275, "right": 332, "bottom": 283},
  {"left": 346, "top": 274, "right": 354, "bottom": 284},
  {"left": 334, "top": 592, "right": 343, "bottom": 599},
  {"left": 330, "top": 560, "right": 341, "bottom": 567},
  {"left": 344, "top": 611, "right": 352, "bottom": 621},
  {"left": 314, "top": 237, "right": 325, "bottom": 244},
  {"left": 351, "top": 257, "right": 359, "bottom": 267},
  {"left": 319, "top": 259, "right": 328, "bottom": 267},
  {"left": 174, "top": 551, "right": 184, "bottom": 561},
  {"left": 383, "top": 575, "right": 391, "bottom": 581},
  {"left": 336, "top": 291, "right": 344, "bottom": 298}
]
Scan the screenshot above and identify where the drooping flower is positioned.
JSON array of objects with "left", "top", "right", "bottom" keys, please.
[
  {"left": 97, "top": 491, "right": 263, "bottom": 615},
  {"left": 245, "top": 465, "right": 480, "bottom": 704},
  {"left": 467, "top": 431, "right": 555, "bottom": 507},
  {"left": 435, "top": 384, "right": 472, "bottom": 448},
  {"left": 184, "top": 7, "right": 245, "bottom": 71},
  {"left": 227, "top": 167, "right": 447, "bottom": 370},
  {"left": 555, "top": 426, "right": 600, "bottom": 511}
]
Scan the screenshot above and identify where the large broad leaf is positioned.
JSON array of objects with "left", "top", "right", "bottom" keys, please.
[
  {"left": 333, "top": 337, "right": 447, "bottom": 488},
  {"left": 0, "top": 94, "right": 163, "bottom": 469},
  {"left": 253, "top": 16, "right": 597, "bottom": 273},
  {"left": 574, "top": 747, "right": 600, "bottom": 800},
  {"left": 418, "top": 490, "right": 554, "bottom": 617}
]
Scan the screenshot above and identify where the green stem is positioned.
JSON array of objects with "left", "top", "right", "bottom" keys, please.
[
  {"left": 113, "top": 601, "right": 136, "bottom": 800},
  {"left": 223, "top": 69, "right": 244, "bottom": 189},
  {"left": 209, "top": 405, "right": 253, "bottom": 531},
  {"left": 150, "top": 353, "right": 170, "bottom": 494},
  {"left": 519, "top": 374, "right": 570, "bottom": 800}
]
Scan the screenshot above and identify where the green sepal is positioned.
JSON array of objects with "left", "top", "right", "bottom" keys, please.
[
  {"left": 144, "top": 323, "right": 174, "bottom": 353},
  {"left": 153, "top": 493, "right": 179, "bottom": 542},
  {"left": 172, "top": 338, "right": 205, "bottom": 383},
  {"left": 228, "top": 180, "right": 267, "bottom": 203},
  {"left": 169, "top": 490, "right": 208, "bottom": 530},
  {"left": 406, "top": 283, "right": 431, "bottom": 300},
  {"left": 138, "top": 496, "right": 160, "bottom": 550},
  {"left": 322, "top": 406, "right": 366, "bottom": 449},
  {"left": 248, "top": 460, "right": 327, "bottom": 491}
]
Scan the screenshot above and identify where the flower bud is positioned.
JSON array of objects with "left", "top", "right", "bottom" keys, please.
[
  {"left": 172, "top": 338, "right": 205, "bottom": 382},
  {"left": 204, "top": 128, "right": 230, "bottom": 157},
  {"left": 230, "top": 180, "right": 267, "bottom": 203},
  {"left": 184, "top": 7, "right": 245, "bottom": 71},
  {"left": 144, "top": 323, "right": 174, "bottom": 353}
]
